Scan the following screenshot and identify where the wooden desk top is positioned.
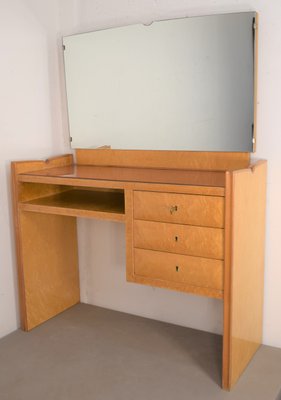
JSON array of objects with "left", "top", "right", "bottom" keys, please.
[{"left": 18, "top": 164, "right": 226, "bottom": 189}]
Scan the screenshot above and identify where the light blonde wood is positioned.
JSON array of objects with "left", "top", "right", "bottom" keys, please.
[
  {"left": 18, "top": 165, "right": 226, "bottom": 187},
  {"left": 129, "top": 184, "right": 225, "bottom": 197},
  {"left": 134, "top": 191, "right": 224, "bottom": 228},
  {"left": 19, "top": 212, "right": 80, "bottom": 330},
  {"left": 20, "top": 189, "right": 125, "bottom": 222},
  {"left": 228, "top": 160, "right": 267, "bottom": 388},
  {"left": 12, "top": 154, "right": 73, "bottom": 175},
  {"left": 125, "top": 189, "right": 135, "bottom": 281},
  {"left": 11, "top": 153, "right": 267, "bottom": 391},
  {"left": 222, "top": 171, "right": 233, "bottom": 390},
  {"left": 134, "top": 248, "right": 223, "bottom": 290},
  {"left": 134, "top": 220, "right": 224, "bottom": 260},
  {"left": 76, "top": 149, "right": 250, "bottom": 171},
  {"left": 11, "top": 155, "right": 74, "bottom": 329},
  {"left": 18, "top": 173, "right": 225, "bottom": 196}
]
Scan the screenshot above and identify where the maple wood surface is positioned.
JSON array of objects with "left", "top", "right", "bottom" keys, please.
[
  {"left": 134, "top": 191, "right": 225, "bottom": 228},
  {"left": 76, "top": 149, "right": 250, "bottom": 171},
  {"left": 134, "top": 248, "right": 224, "bottom": 290},
  {"left": 20, "top": 212, "right": 80, "bottom": 330},
  {"left": 19, "top": 164, "right": 226, "bottom": 187},
  {"left": 134, "top": 220, "right": 224, "bottom": 260},
  {"left": 228, "top": 161, "right": 267, "bottom": 388},
  {"left": 222, "top": 171, "right": 233, "bottom": 390},
  {"left": 11, "top": 155, "right": 79, "bottom": 331}
]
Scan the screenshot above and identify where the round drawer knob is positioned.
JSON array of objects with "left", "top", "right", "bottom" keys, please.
[{"left": 176, "top": 266, "right": 180, "bottom": 272}]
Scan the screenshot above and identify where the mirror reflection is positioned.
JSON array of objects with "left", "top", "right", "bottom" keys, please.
[{"left": 63, "top": 12, "right": 256, "bottom": 151}]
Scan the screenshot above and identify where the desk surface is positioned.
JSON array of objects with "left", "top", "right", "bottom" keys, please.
[{"left": 18, "top": 164, "right": 226, "bottom": 190}]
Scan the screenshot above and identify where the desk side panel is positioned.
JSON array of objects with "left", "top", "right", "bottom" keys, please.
[
  {"left": 11, "top": 155, "right": 80, "bottom": 331},
  {"left": 222, "top": 172, "right": 232, "bottom": 389},
  {"left": 228, "top": 161, "right": 267, "bottom": 388},
  {"left": 125, "top": 189, "right": 134, "bottom": 282},
  {"left": 19, "top": 212, "right": 80, "bottom": 330}
]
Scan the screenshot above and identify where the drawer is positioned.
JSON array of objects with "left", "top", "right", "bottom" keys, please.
[
  {"left": 134, "top": 191, "right": 224, "bottom": 228},
  {"left": 134, "top": 248, "right": 223, "bottom": 290},
  {"left": 134, "top": 220, "right": 224, "bottom": 259}
]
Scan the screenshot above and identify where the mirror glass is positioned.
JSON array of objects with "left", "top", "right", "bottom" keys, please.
[{"left": 63, "top": 12, "right": 256, "bottom": 151}]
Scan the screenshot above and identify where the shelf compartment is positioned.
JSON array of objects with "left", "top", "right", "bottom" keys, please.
[{"left": 19, "top": 188, "right": 125, "bottom": 222}]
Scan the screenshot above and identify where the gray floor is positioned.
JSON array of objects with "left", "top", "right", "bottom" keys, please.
[{"left": 0, "top": 304, "right": 281, "bottom": 400}]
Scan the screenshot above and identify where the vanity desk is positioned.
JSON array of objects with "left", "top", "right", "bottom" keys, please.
[{"left": 12, "top": 148, "right": 266, "bottom": 390}]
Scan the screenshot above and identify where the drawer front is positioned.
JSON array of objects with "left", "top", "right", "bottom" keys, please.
[
  {"left": 134, "top": 220, "right": 224, "bottom": 260},
  {"left": 134, "top": 248, "right": 223, "bottom": 290},
  {"left": 134, "top": 191, "right": 224, "bottom": 228}
]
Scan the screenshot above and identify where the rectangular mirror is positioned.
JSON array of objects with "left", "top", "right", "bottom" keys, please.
[{"left": 63, "top": 12, "right": 256, "bottom": 151}]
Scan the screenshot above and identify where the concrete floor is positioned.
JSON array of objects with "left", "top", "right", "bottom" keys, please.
[{"left": 0, "top": 304, "right": 281, "bottom": 400}]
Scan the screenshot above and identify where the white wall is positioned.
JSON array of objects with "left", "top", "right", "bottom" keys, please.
[
  {"left": 0, "top": 0, "right": 68, "bottom": 338},
  {"left": 59, "top": 0, "right": 281, "bottom": 347}
]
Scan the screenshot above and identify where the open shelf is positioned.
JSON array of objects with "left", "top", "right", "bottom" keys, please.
[{"left": 20, "top": 188, "right": 125, "bottom": 222}]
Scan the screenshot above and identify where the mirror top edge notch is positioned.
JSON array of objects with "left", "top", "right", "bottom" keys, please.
[{"left": 62, "top": 11, "right": 257, "bottom": 40}]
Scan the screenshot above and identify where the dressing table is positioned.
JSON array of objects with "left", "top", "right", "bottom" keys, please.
[
  {"left": 12, "top": 149, "right": 266, "bottom": 390},
  {"left": 11, "top": 11, "right": 266, "bottom": 391}
]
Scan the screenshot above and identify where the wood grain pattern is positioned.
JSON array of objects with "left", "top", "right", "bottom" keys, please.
[
  {"left": 76, "top": 149, "right": 250, "bottom": 171},
  {"left": 134, "top": 248, "right": 223, "bottom": 290},
  {"left": 11, "top": 152, "right": 267, "bottom": 391},
  {"left": 20, "top": 189, "right": 125, "bottom": 222},
  {"left": 18, "top": 165, "right": 226, "bottom": 188},
  {"left": 11, "top": 155, "right": 74, "bottom": 330},
  {"left": 134, "top": 191, "right": 224, "bottom": 228},
  {"left": 125, "top": 189, "right": 134, "bottom": 281},
  {"left": 129, "top": 184, "right": 225, "bottom": 197},
  {"left": 228, "top": 160, "right": 267, "bottom": 388},
  {"left": 222, "top": 171, "right": 233, "bottom": 390},
  {"left": 134, "top": 220, "right": 224, "bottom": 260},
  {"left": 19, "top": 212, "right": 80, "bottom": 330},
  {"left": 18, "top": 173, "right": 226, "bottom": 196},
  {"left": 12, "top": 154, "right": 73, "bottom": 175}
]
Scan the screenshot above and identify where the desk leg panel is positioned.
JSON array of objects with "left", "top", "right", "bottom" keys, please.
[
  {"left": 223, "top": 161, "right": 267, "bottom": 389},
  {"left": 125, "top": 189, "right": 134, "bottom": 281},
  {"left": 19, "top": 211, "right": 80, "bottom": 330}
]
